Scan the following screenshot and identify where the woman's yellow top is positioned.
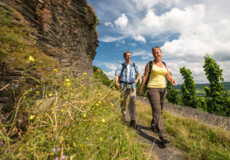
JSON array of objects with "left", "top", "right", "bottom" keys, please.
[{"left": 147, "top": 63, "right": 167, "bottom": 88}]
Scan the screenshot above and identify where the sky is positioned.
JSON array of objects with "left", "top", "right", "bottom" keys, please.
[{"left": 87, "top": 0, "right": 230, "bottom": 84}]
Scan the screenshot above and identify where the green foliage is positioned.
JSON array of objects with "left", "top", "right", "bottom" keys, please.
[
  {"left": 93, "top": 66, "right": 115, "bottom": 88},
  {"left": 166, "top": 74, "right": 181, "bottom": 105},
  {"left": 0, "top": 71, "right": 146, "bottom": 159},
  {"left": 203, "top": 54, "right": 230, "bottom": 116},
  {"left": 180, "top": 67, "right": 201, "bottom": 108}
]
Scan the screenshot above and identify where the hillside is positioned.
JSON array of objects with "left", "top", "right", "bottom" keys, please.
[{"left": 175, "top": 82, "right": 230, "bottom": 91}]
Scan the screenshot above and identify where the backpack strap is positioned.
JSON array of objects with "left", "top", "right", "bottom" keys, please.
[
  {"left": 144, "top": 61, "right": 153, "bottom": 89},
  {"left": 119, "top": 63, "right": 125, "bottom": 81},
  {"left": 162, "top": 61, "right": 166, "bottom": 67}
]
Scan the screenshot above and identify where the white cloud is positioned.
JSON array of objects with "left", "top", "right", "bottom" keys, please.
[
  {"left": 100, "top": 36, "right": 127, "bottom": 42},
  {"left": 104, "top": 22, "right": 114, "bottom": 28},
  {"left": 133, "top": 35, "right": 146, "bottom": 43},
  {"left": 114, "top": 13, "right": 128, "bottom": 28}
]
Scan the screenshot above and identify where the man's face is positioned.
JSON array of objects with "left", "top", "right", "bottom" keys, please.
[{"left": 124, "top": 52, "right": 131, "bottom": 61}]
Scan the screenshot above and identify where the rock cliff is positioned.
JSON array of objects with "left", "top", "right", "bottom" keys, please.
[{"left": 0, "top": 0, "right": 98, "bottom": 111}]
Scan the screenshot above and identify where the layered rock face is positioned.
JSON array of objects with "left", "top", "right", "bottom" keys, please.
[
  {"left": 23, "top": 0, "right": 98, "bottom": 75},
  {"left": 0, "top": 0, "right": 98, "bottom": 112}
]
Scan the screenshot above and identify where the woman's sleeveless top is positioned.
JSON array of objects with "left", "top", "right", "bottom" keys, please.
[{"left": 147, "top": 63, "right": 167, "bottom": 88}]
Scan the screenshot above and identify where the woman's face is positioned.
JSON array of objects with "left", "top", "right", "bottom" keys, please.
[{"left": 153, "top": 48, "right": 162, "bottom": 60}]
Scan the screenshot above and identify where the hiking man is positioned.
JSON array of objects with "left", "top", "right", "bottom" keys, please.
[{"left": 115, "top": 51, "right": 140, "bottom": 129}]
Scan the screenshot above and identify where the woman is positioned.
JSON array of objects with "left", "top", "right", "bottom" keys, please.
[{"left": 139, "top": 46, "right": 177, "bottom": 144}]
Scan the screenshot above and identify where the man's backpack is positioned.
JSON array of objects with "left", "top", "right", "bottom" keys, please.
[
  {"left": 119, "top": 63, "right": 136, "bottom": 84},
  {"left": 144, "top": 61, "right": 166, "bottom": 89}
]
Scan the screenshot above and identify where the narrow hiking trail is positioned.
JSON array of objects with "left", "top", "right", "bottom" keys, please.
[{"left": 124, "top": 96, "right": 230, "bottom": 160}]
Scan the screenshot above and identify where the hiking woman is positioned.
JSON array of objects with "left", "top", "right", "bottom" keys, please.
[{"left": 139, "top": 46, "right": 177, "bottom": 144}]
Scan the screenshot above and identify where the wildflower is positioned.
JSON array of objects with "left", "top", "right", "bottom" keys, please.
[
  {"left": 83, "top": 72, "right": 87, "bottom": 75},
  {"left": 61, "top": 109, "right": 64, "bottom": 113},
  {"left": 62, "top": 155, "right": 66, "bottom": 160},
  {"left": 83, "top": 113, "right": 86, "bottom": 118},
  {"left": 97, "top": 93, "right": 102, "bottom": 96},
  {"left": 28, "top": 56, "right": 35, "bottom": 62},
  {"left": 52, "top": 111, "right": 55, "bottom": 115},
  {"left": 36, "top": 91, "right": 39, "bottom": 94},
  {"left": 66, "top": 82, "right": 71, "bottom": 86},
  {"left": 101, "top": 119, "right": 105, "bottom": 123},
  {"left": 29, "top": 115, "right": 35, "bottom": 120},
  {"left": 36, "top": 85, "right": 39, "bottom": 88},
  {"left": 81, "top": 84, "right": 84, "bottom": 87},
  {"left": 110, "top": 103, "right": 114, "bottom": 107},
  {"left": 53, "top": 69, "right": 58, "bottom": 72},
  {"left": 55, "top": 157, "right": 58, "bottom": 160},
  {"left": 81, "top": 107, "right": 84, "bottom": 110},
  {"left": 53, "top": 148, "right": 56, "bottom": 152},
  {"left": 65, "top": 79, "right": 70, "bottom": 82},
  {"left": 73, "top": 142, "right": 76, "bottom": 147},
  {"left": 48, "top": 93, "right": 53, "bottom": 97},
  {"left": 95, "top": 103, "right": 99, "bottom": 107},
  {"left": 56, "top": 147, "right": 60, "bottom": 151},
  {"left": 110, "top": 137, "right": 112, "bottom": 140},
  {"left": 98, "top": 101, "right": 101, "bottom": 104},
  {"left": 113, "top": 86, "right": 116, "bottom": 90},
  {"left": 100, "top": 138, "right": 103, "bottom": 141}
]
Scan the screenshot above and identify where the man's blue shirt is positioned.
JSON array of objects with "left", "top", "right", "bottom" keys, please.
[{"left": 115, "top": 62, "right": 139, "bottom": 88}]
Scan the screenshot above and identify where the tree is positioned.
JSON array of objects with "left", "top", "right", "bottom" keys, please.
[
  {"left": 179, "top": 66, "right": 206, "bottom": 109},
  {"left": 203, "top": 54, "right": 230, "bottom": 116},
  {"left": 166, "top": 75, "right": 181, "bottom": 105}
]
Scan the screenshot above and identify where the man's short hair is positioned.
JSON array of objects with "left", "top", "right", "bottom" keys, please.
[{"left": 123, "top": 51, "right": 131, "bottom": 58}]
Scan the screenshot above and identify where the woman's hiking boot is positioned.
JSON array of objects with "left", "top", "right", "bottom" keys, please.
[{"left": 160, "top": 137, "right": 171, "bottom": 144}]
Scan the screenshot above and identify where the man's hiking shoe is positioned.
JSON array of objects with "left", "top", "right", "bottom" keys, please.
[
  {"left": 160, "top": 137, "right": 171, "bottom": 144},
  {"left": 129, "top": 120, "right": 139, "bottom": 130}
]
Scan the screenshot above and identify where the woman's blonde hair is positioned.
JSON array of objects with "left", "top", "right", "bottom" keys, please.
[{"left": 152, "top": 46, "right": 162, "bottom": 54}]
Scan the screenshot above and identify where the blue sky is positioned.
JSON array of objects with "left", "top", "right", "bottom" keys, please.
[{"left": 87, "top": 0, "right": 230, "bottom": 84}]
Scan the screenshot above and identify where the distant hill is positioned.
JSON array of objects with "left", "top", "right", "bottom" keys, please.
[{"left": 175, "top": 82, "right": 230, "bottom": 91}]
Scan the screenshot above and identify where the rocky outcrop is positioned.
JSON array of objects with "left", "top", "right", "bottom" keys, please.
[{"left": 0, "top": 0, "right": 98, "bottom": 112}]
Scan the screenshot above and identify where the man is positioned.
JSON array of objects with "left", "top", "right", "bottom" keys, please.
[{"left": 115, "top": 51, "right": 140, "bottom": 129}]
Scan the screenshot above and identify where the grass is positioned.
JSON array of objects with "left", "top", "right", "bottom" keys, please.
[
  {"left": 136, "top": 101, "right": 230, "bottom": 160},
  {"left": 0, "top": 71, "right": 147, "bottom": 159}
]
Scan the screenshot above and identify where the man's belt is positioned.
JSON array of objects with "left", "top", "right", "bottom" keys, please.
[{"left": 120, "top": 81, "right": 135, "bottom": 84}]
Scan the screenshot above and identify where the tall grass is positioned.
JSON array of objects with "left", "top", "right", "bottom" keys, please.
[
  {"left": 136, "top": 101, "right": 230, "bottom": 160},
  {"left": 0, "top": 70, "right": 146, "bottom": 159}
]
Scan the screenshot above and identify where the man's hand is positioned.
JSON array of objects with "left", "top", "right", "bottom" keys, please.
[
  {"left": 115, "top": 82, "right": 120, "bottom": 89},
  {"left": 134, "top": 79, "right": 139, "bottom": 84}
]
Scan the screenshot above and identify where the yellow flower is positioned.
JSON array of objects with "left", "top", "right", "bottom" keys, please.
[
  {"left": 95, "top": 104, "right": 99, "bottom": 107},
  {"left": 101, "top": 119, "right": 105, "bottom": 123},
  {"left": 73, "top": 142, "right": 76, "bottom": 147},
  {"left": 52, "top": 111, "right": 55, "bottom": 115},
  {"left": 97, "top": 93, "right": 102, "bottom": 96},
  {"left": 66, "top": 82, "right": 71, "bottom": 86},
  {"left": 36, "top": 91, "right": 39, "bottom": 94},
  {"left": 29, "top": 115, "right": 35, "bottom": 120},
  {"left": 36, "top": 85, "right": 39, "bottom": 88},
  {"left": 65, "top": 79, "right": 70, "bottom": 82},
  {"left": 98, "top": 101, "right": 102, "bottom": 104},
  {"left": 83, "top": 113, "right": 86, "bottom": 118},
  {"left": 110, "top": 103, "right": 114, "bottom": 107},
  {"left": 61, "top": 109, "right": 64, "bottom": 113},
  {"left": 83, "top": 72, "right": 87, "bottom": 75},
  {"left": 81, "top": 84, "right": 84, "bottom": 87},
  {"left": 48, "top": 93, "right": 53, "bottom": 97},
  {"left": 100, "top": 138, "right": 103, "bottom": 141},
  {"left": 53, "top": 69, "right": 58, "bottom": 72},
  {"left": 113, "top": 87, "right": 116, "bottom": 90},
  {"left": 28, "top": 56, "right": 35, "bottom": 62}
]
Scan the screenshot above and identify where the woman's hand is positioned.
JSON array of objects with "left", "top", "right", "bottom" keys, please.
[{"left": 172, "top": 80, "right": 177, "bottom": 86}]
